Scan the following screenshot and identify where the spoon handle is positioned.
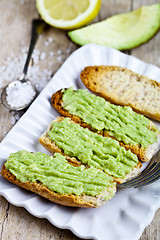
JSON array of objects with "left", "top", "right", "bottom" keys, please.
[{"left": 23, "top": 19, "right": 47, "bottom": 77}]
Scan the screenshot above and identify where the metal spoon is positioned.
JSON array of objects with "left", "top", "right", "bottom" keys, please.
[{"left": 1, "top": 19, "right": 47, "bottom": 111}]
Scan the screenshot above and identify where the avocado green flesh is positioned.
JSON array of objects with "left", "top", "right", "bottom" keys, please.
[
  {"left": 68, "top": 4, "right": 160, "bottom": 50},
  {"left": 62, "top": 88, "right": 158, "bottom": 148},
  {"left": 5, "top": 150, "right": 115, "bottom": 197},
  {"left": 48, "top": 118, "right": 139, "bottom": 179}
]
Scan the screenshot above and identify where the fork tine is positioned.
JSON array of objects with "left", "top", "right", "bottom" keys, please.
[
  {"left": 126, "top": 163, "right": 160, "bottom": 186},
  {"left": 129, "top": 165, "right": 160, "bottom": 188},
  {"left": 117, "top": 161, "right": 157, "bottom": 188},
  {"left": 117, "top": 162, "right": 160, "bottom": 188},
  {"left": 118, "top": 149, "right": 160, "bottom": 188},
  {"left": 134, "top": 170, "right": 160, "bottom": 188}
]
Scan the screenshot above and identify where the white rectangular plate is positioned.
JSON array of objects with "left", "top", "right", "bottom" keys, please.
[{"left": 1, "top": 44, "right": 160, "bottom": 240}]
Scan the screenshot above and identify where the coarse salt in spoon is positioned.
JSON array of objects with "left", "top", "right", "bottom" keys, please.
[{"left": 1, "top": 19, "right": 47, "bottom": 111}]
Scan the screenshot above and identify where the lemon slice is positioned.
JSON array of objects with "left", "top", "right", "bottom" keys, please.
[
  {"left": 68, "top": 4, "right": 160, "bottom": 50},
  {"left": 36, "top": 0, "right": 101, "bottom": 30}
]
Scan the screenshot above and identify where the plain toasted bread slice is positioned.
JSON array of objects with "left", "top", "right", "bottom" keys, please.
[
  {"left": 1, "top": 152, "right": 116, "bottom": 208},
  {"left": 51, "top": 89, "right": 160, "bottom": 162},
  {"left": 39, "top": 117, "right": 142, "bottom": 184},
  {"left": 80, "top": 65, "right": 160, "bottom": 121}
]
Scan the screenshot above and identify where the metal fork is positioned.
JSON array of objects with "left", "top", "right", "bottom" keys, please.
[{"left": 117, "top": 149, "right": 160, "bottom": 188}]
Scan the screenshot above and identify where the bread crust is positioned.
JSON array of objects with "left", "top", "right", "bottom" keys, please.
[
  {"left": 51, "top": 90, "right": 160, "bottom": 162},
  {"left": 39, "top": 117, "right": 142, "bottom": 184},
  {"left": 80, "top": 65, "right": 160, "bottom": 121},
  {"left": 1, "top": 164, "right": 116, "bottom": 208}
]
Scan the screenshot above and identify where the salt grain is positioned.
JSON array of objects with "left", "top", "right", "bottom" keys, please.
[
  {"left": 57, "top": 50, "right": 62, "bottom": 55},
  {"left": 14, "top": 113, "right": 21, "bottom": 120},
  {"left": 0, "top": 47, "right": 53, "bottom": 91},
  {"left": 45, "top": 41, "right": 49, "bottom": 46},
  {"left": 57, "top": 56, "right": 62, "bottom": 62},
  {"left": 40, "top": 52, "right": 46, "bottom": 60},
  {"left": 49, "top": 52, "right": 54, "bottom": 57},
  {"left": 11, "top": 111, "right": 22, "bottom": 126},
  {"left": 6, "top": 81, "right": 36, "bottom": 108},
  {"left": 11, "top": 115, "right": 16, "bottom": 125},
  {"left": 48, "top": 37, "right": 53, "bottom": 43},
  {"left": 45, "top": 37, "right": 53, "bottom": 46}
]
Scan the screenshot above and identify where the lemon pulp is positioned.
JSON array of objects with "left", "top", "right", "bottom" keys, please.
[{"left": 36, "top": 0, "right": 101, "bottom": 29}]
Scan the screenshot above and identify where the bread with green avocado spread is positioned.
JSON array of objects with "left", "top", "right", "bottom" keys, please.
[
  {"left": 51, "top": 87, "right": 160, "bottom": 162},
  {"left": 1, "top": 150, "right": 116, "bottom": 208},
  {"left": 39, "top": 117, "right": 142, "bottom": 184}
]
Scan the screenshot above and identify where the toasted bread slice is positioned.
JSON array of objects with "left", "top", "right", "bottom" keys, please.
[
  {"left": 80, "top": 65, "right": 160, "bottom": 121},
  {"left": 39, "top": 117, "right": 142, "bottom": 184},
  {"left": 1, "top": 151, "right": 116, "bottom": 208},
  {"left": 51, "top": 89, "right": 160, "bottom": 162}
]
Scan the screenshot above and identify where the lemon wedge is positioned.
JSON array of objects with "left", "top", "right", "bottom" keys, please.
[
  {"left": 36, "top": 0, "right": 101, "bottom": 30},
  {"left": 68, "top": 4, "right": 160, "bottom": 50}
]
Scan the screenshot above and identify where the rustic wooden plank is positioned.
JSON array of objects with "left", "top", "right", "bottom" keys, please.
[
  {"left": 0, "top": 0, "right": 160, "bottom": 239},
  {"left": 0, "top": 197, "right": 9, "bottom": 239},
  {"left": 141, "top": 210, "right": 160, "bottom": 240},
  {"left": 0, "top": 0, "right": 38, "bottom": 66},
  {"left": 100, "top": 0, "right": 131, "bottom": 20},
  {"left": 1, "top": 202, "right": 83, "bottom": 240}
]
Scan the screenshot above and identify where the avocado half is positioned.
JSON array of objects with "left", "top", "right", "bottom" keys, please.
[{"left": 68, "top": 4, "right": 160, "bottom": 50}]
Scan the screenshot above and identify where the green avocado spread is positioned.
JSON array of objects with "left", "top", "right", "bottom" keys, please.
[
  {"left": 5, "top": 150, "right": 115, "bottom": 197},
  {"left": 62, "top": 87, "right": 159, "bottom": 148},
  {"left": 48, "top": 118, "right": 139, "bottom": 179}
]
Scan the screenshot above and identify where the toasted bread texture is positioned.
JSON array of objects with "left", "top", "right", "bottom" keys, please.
[
  {"left": 80, "top": 65, "right": 160, "bottom": 121},
  {"left": 39, "top": 117, "right": 142, "bottom": 184},
  {"left": 51, "top": 89, "right": 160, "bottom": 162},
  {"left": 1, "top": 153, "right": 116, "bottom": 208}
]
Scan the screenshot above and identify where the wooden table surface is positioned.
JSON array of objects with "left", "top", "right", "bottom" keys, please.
[{"left": 0, "top": 0, "right": 160, "bottom": 239}]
